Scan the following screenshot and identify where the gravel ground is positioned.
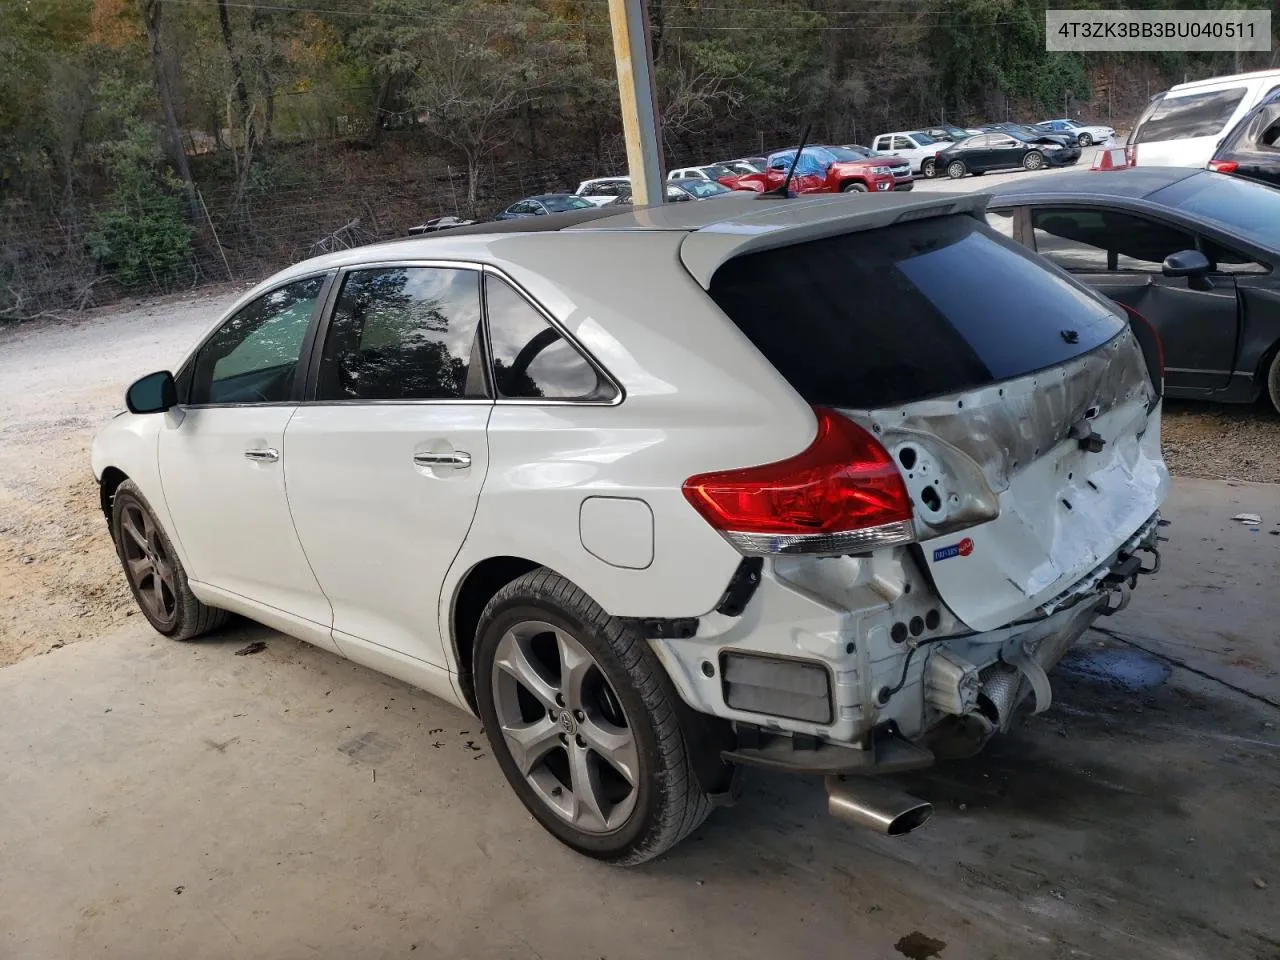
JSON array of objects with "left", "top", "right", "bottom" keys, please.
[{"left": 1162, "top": 398, "right": 1280, "bottom": 484}]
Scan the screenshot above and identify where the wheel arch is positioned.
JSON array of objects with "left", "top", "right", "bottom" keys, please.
[
  {"left": 838, "top": 177, "right": 869, "bottom": 191},
  {"left": 99, "top": 466, "right": 129, "bottom": 522},
  {"left": 449, "top": 555, "right": 542, "bottom": 712}
]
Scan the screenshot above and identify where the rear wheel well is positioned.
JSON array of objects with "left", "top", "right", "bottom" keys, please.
[
  {"left": 451, "top": 556, "right": 539, "bottom": 712},
  {"left": 99, "top": 467, "right": 128, "bottom": 523}
]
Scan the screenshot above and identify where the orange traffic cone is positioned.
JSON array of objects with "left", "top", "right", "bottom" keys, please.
[{"left": 1091, "top": 146, "right": 1130, "bottom": 171}]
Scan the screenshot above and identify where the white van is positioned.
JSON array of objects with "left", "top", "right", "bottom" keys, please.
[{"left": 1128, "top": 69, "right": 1280, "bottom": 167}]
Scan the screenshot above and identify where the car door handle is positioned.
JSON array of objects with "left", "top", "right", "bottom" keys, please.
[
  {"left": 413, "top": 451, "right": 471, "bottom": 469},
  {"left": 243, "top": 447, "right": 279, "bottom": 463}
]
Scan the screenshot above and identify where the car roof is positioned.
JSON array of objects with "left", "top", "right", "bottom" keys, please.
[
  {"left": 1170, "top": 67, "right": 1280, "bottom": 93},
  {"left": 526, "top": 193, "right": 581, "bottom": 202},
  {"left": 987, "top": 167, "right": 1203, "bottom": 204},
  {"left": 243, "top": 192, "right": 990, "bottom": 301}
]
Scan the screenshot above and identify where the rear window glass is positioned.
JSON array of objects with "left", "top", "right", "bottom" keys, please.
[
  {"left": 707, "top": 215, "right": 1124, "bottom": 408},
  {"left": 1134, "top": 87, "right": 1247, "bottom": 143},
  {"left": 1151, "top": 171, "right": 1280, "bottom": 251}
]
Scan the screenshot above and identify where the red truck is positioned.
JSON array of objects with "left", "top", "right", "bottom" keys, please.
[{"left": 735, "top": 145, "right": 914, "bottom": 194}]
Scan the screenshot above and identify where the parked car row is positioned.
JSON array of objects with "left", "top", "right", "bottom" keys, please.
[{"left": 872, "top": 119, "right": 1101, "bottom": 179}]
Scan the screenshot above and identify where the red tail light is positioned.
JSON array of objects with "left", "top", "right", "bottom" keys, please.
[
  {"left": 1208, "top": 159, "right": 1238, "bottom": 173},
  {"left": 682, "top": 408, "right": 915, "bottom": 556}
]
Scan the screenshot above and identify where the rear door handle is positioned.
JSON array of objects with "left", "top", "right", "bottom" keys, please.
[
  {"left": 413, "top": 451, "right": 472, "bottom": 469},
  {"left": 244, "top": 448, "right": 279, "bottom": 463}
]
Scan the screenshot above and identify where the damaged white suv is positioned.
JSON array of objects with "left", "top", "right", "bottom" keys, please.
[{"left": 93, "top": 192, "right": 1168, "bottom": 864}]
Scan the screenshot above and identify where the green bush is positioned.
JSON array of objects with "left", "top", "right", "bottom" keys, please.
[
  {"left": 87, "top": 188, "right": 192, "bottom": 290},
  {"left": 85, "top": 77, "right": 193, "bottom": 290}
]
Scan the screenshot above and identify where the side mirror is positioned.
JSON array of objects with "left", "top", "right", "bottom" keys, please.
[
  {"left": 1162, "top": 249, "right": 1210, "bottom": 278},
  {"left": 1163, "top": 249, "right": 1213, "bottom": 291},
  {"left": 125, "top": 371, "right": 176, "bottom": 414}
]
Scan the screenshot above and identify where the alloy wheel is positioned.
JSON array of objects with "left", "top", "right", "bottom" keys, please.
[
  {"left": 118, "top": 502, "right": 178, "bottom": 627},
  {"left": 1024, "top": 151, "right": 1044, "bottom": 170},
  {"left": 491, "top": 621, "right": 639, "bottom": 834},
  {"left": 947, "top": 161, "right": 966, "bottom": 179}
]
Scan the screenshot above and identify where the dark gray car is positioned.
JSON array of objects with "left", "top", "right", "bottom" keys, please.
[{"left": 988, "top": 167, "right": 1280, "bottom": 410}]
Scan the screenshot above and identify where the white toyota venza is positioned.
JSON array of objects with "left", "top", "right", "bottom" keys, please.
[{"left": 93, "top": 193, "right": 1169, "bottom": 863}]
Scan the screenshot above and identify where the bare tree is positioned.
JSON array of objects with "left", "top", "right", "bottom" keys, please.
[{"left": 141, "top": 0, "right": 198, "bottom": 218}]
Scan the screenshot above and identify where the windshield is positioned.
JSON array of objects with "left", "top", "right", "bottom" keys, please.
[
  {"left": 907, "top": 131, "right": 937, "bottom": 144},
  {"left": 1134, "top": 87, "right": 1247, "bottom": 143},
  {"left": 699, "top": 165, "right": 735, "bottom": 179},
  {"left": 681, "top": 180, "right": 731, "bottom": 198},
  {"left": 542, "top": 195, "right": 595, "bottom": 212},
  {"left": 708, "top": 215, "right": 1123, "bottom": 407},
  {"left": 1152, "top": 172, "right": 1280, "bottom": 250}
]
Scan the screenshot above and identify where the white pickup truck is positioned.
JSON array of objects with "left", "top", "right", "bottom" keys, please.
[{"left": 872, "top": 131, "right": 945, "bottom": 178}]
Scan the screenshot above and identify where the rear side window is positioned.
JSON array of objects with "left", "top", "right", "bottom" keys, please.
[
  {"left": 707, "top": 215, "right": 1123, "bottom": 408},
  {"left": 316, "top": 267, "right": 483, "bottom": 401},
  {"left": 1134, "top": 87, "right": 1247, "bottom": 143},
  {"left": 484, "top": 276, "right": 613, "bottom": 401}
]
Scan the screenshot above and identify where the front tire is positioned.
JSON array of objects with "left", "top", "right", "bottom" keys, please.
[
  {"left": 1023, "top": 150, "right": 1045, "bottom": 171},
  {"left": 947, "top": 160, "right": 967, "bottom": 179},
  {"left": 110, "top": 480, "right": 228, "bottom": 639},
  {"left": 841, "top": 181, "right": 868, "bottom": 192},
  {"left": 474, "top": 569, "right": 712, "bottom": 864},
  {"left": 1078, "top": 133, "right": 1094, "bottom": 147},
  {"left": 921, "top": 157, "right": 937, "bottom": 178}
]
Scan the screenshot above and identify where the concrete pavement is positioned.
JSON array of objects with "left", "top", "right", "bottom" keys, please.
[{"left": 1, "top": 475, "right": 1278, "bottom": 959}]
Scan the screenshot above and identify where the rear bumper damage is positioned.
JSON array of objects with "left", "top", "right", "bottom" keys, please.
[{"left": 650, "top": 508, "right": 1162, "bottom": 776}]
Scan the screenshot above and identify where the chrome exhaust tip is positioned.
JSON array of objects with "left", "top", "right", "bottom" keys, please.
[{"left": 826, "top": 776, "right": 933, "bottom": 836}]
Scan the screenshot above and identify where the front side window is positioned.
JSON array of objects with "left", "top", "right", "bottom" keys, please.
[
  {"left": 484, "top": 275, "right": 612, "bottom": 401},
  {"left": 1031, "top": 208, "right": 1195, "bottom": 273},
  {"left": 316, "top": 267, "right": 483, "bottom": 402},
  {"left": 190, "top": 275, "right": 324, "bottom": 405},
  {"left": 1134, "top": 87, "right": 1247, "bottom": 142}
]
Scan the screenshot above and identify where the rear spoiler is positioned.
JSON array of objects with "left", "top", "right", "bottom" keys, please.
[{"left": 679, "top": 192, "right": 992, "bottom": 289}]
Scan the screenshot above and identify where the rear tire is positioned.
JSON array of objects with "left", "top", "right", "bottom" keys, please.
[
  {"left": 1023, "top": 151, "right": 1045, "bottom": 171},
  {"left": 474, "top": 568, "right": 712, "bottom": 864},
  {"left": 841, "top": 181, "right": 868, "bottom": 193},
  {"left": 947, "top": 160, "right": 967, "bottom": 179},
  {"left": 1266, "top": 351, "right": 1280, "bottom": 414},
  {"left": 110, "top": 480, "right": 228, "bottom": 640},
  {"left": 921, "top": 157, "right": 937, "bottom": 178}
]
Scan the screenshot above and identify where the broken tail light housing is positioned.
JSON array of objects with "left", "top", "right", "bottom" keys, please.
[
  {"left": 1208, "top": 159, "right": 1239, "bottom": 173},
  {"left": 1119, "top": 303, "right": 1164, "bottom": 408},
  {"left": 682, "top": 408, "right": 915, "bottom": 556}
]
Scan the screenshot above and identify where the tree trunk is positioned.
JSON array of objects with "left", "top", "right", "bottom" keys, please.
[
  {"left": 142, "top": 0, "right": 199, "bottom": 219},
  {"left": 466, "top": 153, "right": 479, "bottom": 214},
  {"left": 216, "top": 0, "right": 254, "bottom": 153},
  {"left": 365, "top": 76, "right": 394, "bottom": 148},
  {"left": 250, "top": 0, "right": 274, "bottom": 149}
]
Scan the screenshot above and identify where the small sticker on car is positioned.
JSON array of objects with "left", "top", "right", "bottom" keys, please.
[{"left": 933, "top": 537, "right": 974, "bottom": 562}]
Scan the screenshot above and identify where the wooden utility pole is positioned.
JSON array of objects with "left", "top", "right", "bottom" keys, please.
[{"left": 607, "top": 0, "right": 664, "bottom": 207}]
